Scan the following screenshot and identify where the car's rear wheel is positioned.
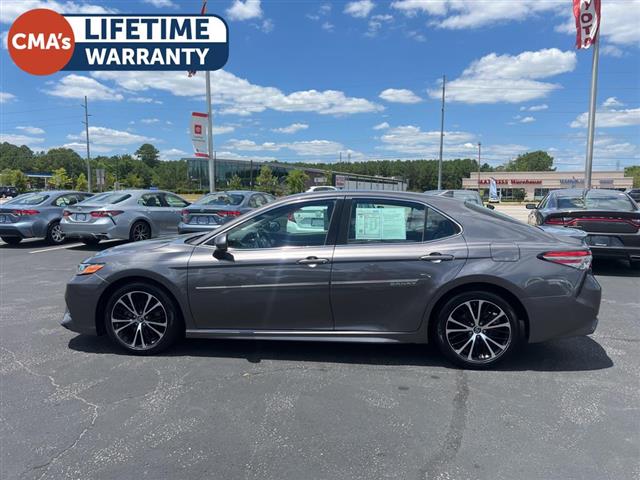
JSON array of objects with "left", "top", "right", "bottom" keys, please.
[
  {"left": 104, "top": 282, "right": 181, "bottom": 355},
  {"left": 1, "top": 236, "right": 22, "bottom": 245},
  {"left": 130, "top": 221, "right": 151, "bottom": 242},
  {"left": 46, "top": 221, "right": 65, "bottom": 245},
  {"left": 81, "top": 238, "right": 101, "bottom": 246},
  {"left": 435, "top": 291, "right": 521, "bottom": 369}
]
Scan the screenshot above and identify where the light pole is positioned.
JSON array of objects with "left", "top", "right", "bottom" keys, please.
[{"left": 477, "top": 142, "right": 482, "bottom": 195}]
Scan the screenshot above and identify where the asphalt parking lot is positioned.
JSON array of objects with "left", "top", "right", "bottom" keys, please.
[{"left": 1, "top": 237, "right": 639, "bottom": 480}]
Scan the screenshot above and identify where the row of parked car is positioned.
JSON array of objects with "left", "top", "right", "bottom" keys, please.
[{"left": 0, "top": 189, "right": 275, "bottom": 245}]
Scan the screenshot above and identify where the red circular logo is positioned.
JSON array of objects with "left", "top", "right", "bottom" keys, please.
[{"left": 8, "top": 9, "right": 75, "bottom": 76}]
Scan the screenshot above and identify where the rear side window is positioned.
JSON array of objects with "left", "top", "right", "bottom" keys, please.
[
  {"left": 6, "top": 193, "right": 49, "bottom": 205},
  {"left": 425, "top": 208, "right": 460, "bottom": 241},
  {"left": 348, "top": 199, "right": 426, "bottom": 244}
]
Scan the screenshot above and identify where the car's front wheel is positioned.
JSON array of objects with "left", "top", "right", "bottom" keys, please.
[
  {"left": 435, "top": 291, "right": 521, "bottom": 369},
  {"left": 104, "top": 282, "right": 182, "bottom": 355}
]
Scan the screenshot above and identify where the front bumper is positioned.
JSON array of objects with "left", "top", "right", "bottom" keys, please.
[
  {"left": 526, "top": 273, "right": 601, "bottom": 343},
  {"left": 62, "top": 273, "right": 108, "bottom": 336}
]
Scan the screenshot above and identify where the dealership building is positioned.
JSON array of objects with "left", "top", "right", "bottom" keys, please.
[
  {"left": 186, "top": 157, "right": 408, "bottom": 191},
  {"left": 462, "top": 171, "right": 633, "bottom": 201}
]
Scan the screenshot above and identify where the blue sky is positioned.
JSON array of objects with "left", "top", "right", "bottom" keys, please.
[{"left": 1, "top": 0, "right": 639, "bottom": 171}]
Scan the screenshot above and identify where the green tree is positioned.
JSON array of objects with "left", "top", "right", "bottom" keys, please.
[
  {"left": 50, "top": 167, "right": 71, "bottom": 189},
  {"left": 255, "top": 165, "right": 277, "bottom": 194},
  {"left": 75, "top": 172, "right": 88, "bottom": 191},
  {"left": 286, "top": 169, "right": 309, "bottom": 194},
  {"left": 227, "top": 174, "right": 243, "bottom": 190},
  {"left": 135, "top": 143, "right": 160, "bottom": 169},
  {"left": 505, "top": 151, "right": 555, "bottom": 172},
  {"left": 625, "top": 165, "right": 640, "bottom": 188},
  {"left": 0, "top": 169, "right": 28, "bottom": 192}
]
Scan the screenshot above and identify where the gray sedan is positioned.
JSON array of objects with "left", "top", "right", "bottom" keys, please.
[
  {"left": 0, "top": 190, "right": 92, "bottom": 245},
  {"left": 60, "top": 189, "right": 189, "bottom": 245},
  {"left": 62, "top": 191, "right": 601, "bottom": 369},
  {"left": 178, "top": 190, "right": 275, "bottom": 234}
]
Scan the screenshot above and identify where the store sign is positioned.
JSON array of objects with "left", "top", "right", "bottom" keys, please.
[
  {"left": 478, "top": 179, "right": 542, "bottom": 185},
  {"left": 560, "top": 178, "right": 585, "bottom": 184},
  {"left": 8, "top": 9, "right": 228, "bottom": 75}
]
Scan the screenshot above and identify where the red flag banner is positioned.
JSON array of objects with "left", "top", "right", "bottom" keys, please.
[{"left": 573, "top": 0, "right": 601, "bottom": 49}]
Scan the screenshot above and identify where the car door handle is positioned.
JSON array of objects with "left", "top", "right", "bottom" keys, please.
[
  {"left": 420, "top": 253, "right": 454, "bottom": 263},
  {"left": 297, "top": 256, "right": 330, "bottom": 265}
]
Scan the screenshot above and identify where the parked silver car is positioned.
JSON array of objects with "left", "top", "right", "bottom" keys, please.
[
  {"left": 178, "top": 190, "right": 275, "bottom": 234},
  {"left": 60, "top": 189, "right": 190, "bottom": 245},
  {"left": 0, "top": 190, "right": 92, "bottom": 245},
  {"left": 62, "top": 191, "right": 601, "bottom": 368}
]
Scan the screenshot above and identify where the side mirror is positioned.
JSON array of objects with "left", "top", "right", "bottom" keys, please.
[
  {"left": 525, "top": 203, "right": 537, "bottom": 210},
  {"left": 214, "top": 233, "right": 228, "bottom": 252},
  {"left": 486, "top": 204, "right": 495, "bottom": 210}
]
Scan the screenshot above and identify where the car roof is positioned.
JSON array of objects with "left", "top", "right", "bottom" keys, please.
[
  {"left": 550, "top": 188, "right": 628, "bottom": 197},
  {"left": 204, "top": 190, "right": 257, "bottom": 195}
]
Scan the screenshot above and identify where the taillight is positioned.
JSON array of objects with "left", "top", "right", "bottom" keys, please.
[
  {"left": 90, "top": 210, "right": 123, "bottom": 218},
  {"left": 63, "top": 210, "right": 71, "bottom": 217},
  {"left": 181, "top": 209, "right": 190, "bottom": 222},
  {"left": 539, "top": 250, "right": 592, "bottom": 270},
  {"left": 544, "top": 217, "right": 573, "bottom": 225},
  {"left": 12, "top": 209, "right": 39, "bottom": 216},
  {"left": 217, "top": 210, "right": 241, "bottom": 217}
]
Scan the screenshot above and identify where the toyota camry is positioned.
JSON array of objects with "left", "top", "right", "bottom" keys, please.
[{"left": 62, "top": 191, "right": 601, "bottom": 369}]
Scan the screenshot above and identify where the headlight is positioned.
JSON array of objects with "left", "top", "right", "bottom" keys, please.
[{"left": 76, "top": 263, "right": 104, "bottom": 275}]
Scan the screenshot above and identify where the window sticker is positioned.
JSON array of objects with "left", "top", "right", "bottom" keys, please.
[{"left": 355, "top": 207, "right": 407, "bottom": 240}]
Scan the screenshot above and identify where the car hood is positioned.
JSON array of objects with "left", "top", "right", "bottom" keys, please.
[{"left": 88, "top": 236, "right": 192, "bottom": 261}]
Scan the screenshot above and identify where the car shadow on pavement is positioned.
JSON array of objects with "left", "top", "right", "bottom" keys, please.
[
  {"left": 592, "top": 258, "right": 640, "bottom": 277},
  {"left": 68, "top": 334, "right": 613, "bottom": 372}
]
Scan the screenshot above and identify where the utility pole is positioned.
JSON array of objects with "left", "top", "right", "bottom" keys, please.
[
  {"left": 205, "top": 70, "right": 215, "bottom": 193},
  {"left": 438, "top": 75, "right": 446, "bottom": 190},
  {"left": 339, "top": 151, "right": 342, "bottom": 163},
  {"left": 348, "top": 152, "right": 351, "bottom": 163},
  {"left": 82, "top": 96, "right": 92, "bottom": 192},
  {"left": 477, "top": 142, "right": 482, "bottom": 194}
]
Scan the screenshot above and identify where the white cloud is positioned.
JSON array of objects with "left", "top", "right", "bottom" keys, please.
[
  {"left": 520, "top": 104, "right": 548, "bottom": 112},
  {"left": 0, "top": 91, "right": 15, "bottom": 103},
  {"left": 600, "top": 45, "right": 624, "bottom": 58},
  {"left": 344, "top": 0, "right": 375, "bottom": 18},
  {"left": 216, "top": 151, "right": 279, "bottom": 162},
  {"left": 16, "top": 126, "right": 45, "bottom": 134},
  {"left": 142, "top": 0, "right": 177, "bottom": 8},
  {"left": 272, "top": 123, "right": 309, "bottom": 134},
  {"left": 225, "top": 138, "right": 349, "bottom": 157},
  {"left": 391, "top": 0, "right": 565, "bottom": 29},
  {"left": 212, "top": 125, "right": 235, "bottom": 135},
  {"left": 60, "top": 142, "right": 115, "bottom": 154},
  {"left": 322, "top": 21, "right": 335, "bottom": 32},
  {"left": 378, "top": 124, "right": 476, "bottom": 155},
  {"left": 225, "top": 139, "right": 281, "bottom": 151},
  {"left": 47, "top": 74, "right": 123, "bottom": 101},
  {"left": 159, "top": 148, "right": 188, "bottom": 160},
  {"left": 92, "top": 70, "right": 383, "bottom": 116},
  {"left": 602, "top": 97, "right": 624, "bottom": 109},
  {"left": 127, "top": 96, "right": 162, "bottom": 104},
  {"left": 67, "top": 126, "right": 155, "bottom": 147},
  {"left": 429, "top": 48, "right": 576, "bottom": 104},
  {"left": 0, "top": 1, "right": 116, "bottom": 23},
  {"left": 140, "top": 118, "right": 160, "bottom": 124},
  {"left": 570, "top": 108, "right": 640, "bottom": 128},
  {"left": 373, "top": 122, "right": 390, "bottom": 130},
  {"left": 0, "top": 133, "right": 44, "bottom": 146},
  {"left": 226, "top": 0, "right": 262, "bottom": 21},
  {"left": 406, "top": 30, "right": 426, "bottom": 42},
  {"left": 260, "top": 19, "right": 274, "bottom": 33},
  {"left": 379, "top": 88, "right": 422, "bottom": 104},
  {"left": 519, "top": 116, "right": 536, "bottom": 124},
  {"left": 366, "top": 14, "right": 393, "bottom": 36}
]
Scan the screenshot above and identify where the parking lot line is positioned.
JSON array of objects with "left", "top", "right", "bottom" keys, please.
[{"left": 29, "top": 243, "right": 85, "bottom": 254}]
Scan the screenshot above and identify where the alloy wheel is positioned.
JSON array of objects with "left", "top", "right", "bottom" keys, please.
[
  {"left": 132, "top": 222, "right": 150, "bottom": 241},
  {"left": 445, "top": 299, "right": 512, "bottom": 364},
  {"left": 50, "top": 223, "right": 65, "bottom": 243},
  {"left": 110, "top": 291, "right": 167, "bottom": 350}
]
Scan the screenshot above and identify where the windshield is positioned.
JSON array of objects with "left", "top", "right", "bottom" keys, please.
[
  {"left": 196, "top": 192, "right": 244, "bottom": 206},
  {"left": 80, "top": 192, "right": 131, "bottom": 205},
  {"left": 5, "top": 193, "right": 49, "bottom": 205},
  {"left": 555, "top": 192, "right": 636, "bottom": 211}
]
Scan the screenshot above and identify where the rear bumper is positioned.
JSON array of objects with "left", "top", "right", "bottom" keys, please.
[
  {"left": 178, "top": 222, "right": 220, "bottom": 234},
  {"left": 0, "top": 221, "right": 37, "bottom": 238},
  {"left": 525, "top": 273, "right": 601, "bottom": 343},
  {"left": 589, "top": 245, "right": 640, "bottom": 261},
  {"left": 61, "top": 219, "right": 127, "bottom": 241}
]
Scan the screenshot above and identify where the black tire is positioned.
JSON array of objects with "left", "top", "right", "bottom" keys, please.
[
  {"left": 129, "top": 220, "right": 151, "bottom": 242},
  {"left": 45, "top": 221, "right": 65, "bottom": 245},
  {"left": 104, "top": 282, "right": 182, "bottom": 355},
  {"left": 1, "top": 236, "right": 22, "bottom": 245},
  {"left": 434, "top": 290, "right": 521, "bottom": 369},
  {"left": 81, "top": 238, "right": 101, "bottom": 246}
]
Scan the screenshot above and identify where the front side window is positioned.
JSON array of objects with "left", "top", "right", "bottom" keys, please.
[
  {"left": 348, "top": 199, "right": 426, "bottom": 244},
  {"left": 164, "top": 193, "right": 188, "bottom": 208},
  {"left": 223, "top": 200, "right": 336, "bottom": 249}
]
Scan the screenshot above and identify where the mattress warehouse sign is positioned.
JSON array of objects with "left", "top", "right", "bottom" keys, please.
[{"left": 8, "top": 9, "right": 228, "bottom": 75}]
